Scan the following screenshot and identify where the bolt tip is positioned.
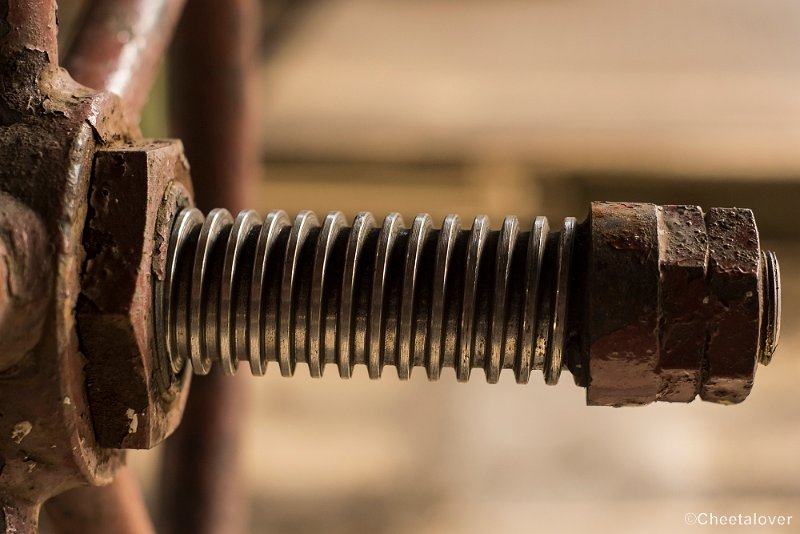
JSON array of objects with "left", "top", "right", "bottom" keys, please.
[{"left": 759, "top": 250, "right": 781, "bottom": 365}]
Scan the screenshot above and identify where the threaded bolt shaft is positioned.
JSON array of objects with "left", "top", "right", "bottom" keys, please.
[
  {"left": 156, "top": 208, "right": 578, "bottom": 384},
  {"left": 155, "top": 203, "right": 781, "bottom": 405}
]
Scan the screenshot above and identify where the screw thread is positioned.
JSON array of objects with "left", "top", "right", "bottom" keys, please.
[{"left": 156, "top": 208, "right": 577, "bottom": 384}]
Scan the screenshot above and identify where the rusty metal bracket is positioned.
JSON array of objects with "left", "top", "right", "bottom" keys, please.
[
  {"left": 0, "top": 6, "right": 130, "bottom": 529},
  {"left": 0, "top": 0, "right": 188, "bottom": 529}
]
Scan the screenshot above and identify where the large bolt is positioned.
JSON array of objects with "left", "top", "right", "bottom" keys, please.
[{"left": 155, "top": 202, "right": 780, "bottom": 406}]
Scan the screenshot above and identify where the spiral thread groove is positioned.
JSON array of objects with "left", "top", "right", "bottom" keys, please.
[{"left": 156, "top": 209, "right": 577, "bottom": 384}]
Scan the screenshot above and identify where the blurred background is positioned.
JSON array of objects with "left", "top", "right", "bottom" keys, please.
[{"left": 59, "top": 0, "right": 800, "bottom": 532}]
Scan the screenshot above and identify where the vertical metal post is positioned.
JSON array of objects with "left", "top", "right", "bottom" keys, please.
[
  {"left": 0, "top": 0, "right": 59, "bottom": 63},
  {"left": 43, "top": 467, "right": 155, "bottom": 534},
  {"left": 160, "top": 1, "right": 259, "bottom": 532},
  {"left": 64, "top": 0, "right": 188, "bottom": 123},
  {"left": 167, "top": 0, "right": 257, "bottom": 211}
]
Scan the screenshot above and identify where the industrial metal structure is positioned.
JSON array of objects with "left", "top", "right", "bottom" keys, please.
[{"left": 0, "top": 0, "right": 781, "bottom": 532}]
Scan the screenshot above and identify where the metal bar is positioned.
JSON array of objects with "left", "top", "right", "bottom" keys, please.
[
  {"left": 0, "top": 0, "right": 59, "bottom": 62},
  {"left": 166, "top": 0, "right": 257, "bottom": 210},
  {"left": 43, "top": 467, "right": 155, "bottom": 534},
  {"left": 159, "top": 373, "right": 247, "bottom": 534},
  {"left": 64, "top": 0, "right": 187, "bottom": 123},
  {"left": 159, "top": 1, "right": 259, "bottom": 532}
]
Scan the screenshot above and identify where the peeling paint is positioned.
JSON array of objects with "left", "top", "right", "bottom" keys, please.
[
  {"left": 125, "top": 408, "right": 138, "bottom": 434},
  {"left": 11, "top": 421, "right": 31, "bottom": 444}
]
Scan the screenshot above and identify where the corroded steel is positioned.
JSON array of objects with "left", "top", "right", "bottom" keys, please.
[
  {"left": 656, "top": 205, "right": 708, "bottom": 402},
  {"left": 0, "top": 0, "right": 131, "bottom": 530},
  {"left": 587, "top": 202, "right": 662, "bottom": 405},
  {"left": 1, "top": 1, "right": 189, "bottom": 530},
  {"left": 700, "top": 208, "right": 763, "bottom": 403},
  {"left": 78, "top": 141, "right": 193, "bottom": 449},
  {"left": 586, "top": 202, "right": 777, "bottom": 406}
]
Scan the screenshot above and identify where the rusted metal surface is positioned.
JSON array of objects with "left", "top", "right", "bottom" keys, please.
[
  {"left": 700, "top": 208, "right": 762, "bottom": 404},
  {"left": 0, "top": 0, "right": 59, "bottom": 63},
  {"left": 0, "top": 0, "right": 134, "bottom": 529},
  {"left": 1, "top": 501, "right": 40, "bottom": 534},
  {"left": 585, "top": 202, "right": 773, "bottom": 406},
  {"left": 587, "top": 202, "right": 662, "bottom": 406},
  {"left": 159, "top": 0, "right": 259, "bottom": 532},
  {"left": 78, "top": 141, "right": 193, "bottom": 448},
  {"left": 64, "top": 0, "right": 187, "bottom": 124},
  {"left": 43, "top": 466, "right": 155, "bottom": 534},
  {"left": 656, "top": 205, "right": 708, "bottom": 402},
  {"left": 0, "top": 194, "right": 49, "bottom": 373}
]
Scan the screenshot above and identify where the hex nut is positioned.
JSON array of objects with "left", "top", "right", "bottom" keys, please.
[
  {"left": 700, "top": 208, "right": 761, "bottom": 404},
  {"left": 587, "top": 202, "right": 661, "bottom": 406},
  {"left": 79, "top": 140, "right": 193, "bottom": 448},
  {"left": 655, "top": 205, "right": 708, "bottom": 402},
  {"left": 586, "top": 202, "right": 765, "bottom": 406}
]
